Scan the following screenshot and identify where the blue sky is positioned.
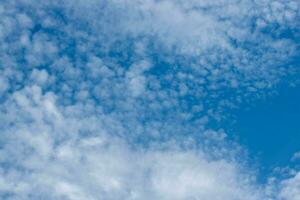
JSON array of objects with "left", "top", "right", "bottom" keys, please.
[
  {"left": 238, "top": 83, "right": 300, "bottom": 169},
  {"left": 0, "top": 0, "right": 300, "bottom": 199},
  {"left": 229, "top": 83, "right": 300, "bottom": 180}
]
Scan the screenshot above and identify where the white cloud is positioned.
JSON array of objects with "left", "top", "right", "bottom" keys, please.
[
  {"left": 0, "top": 103, "right": 264, "bottom": 199},
  {"left": 279, "top": 172, "right": 300, "bottom": 200},
  {"left": 291, "top": 151, "right": 300, "bottom": 162}
]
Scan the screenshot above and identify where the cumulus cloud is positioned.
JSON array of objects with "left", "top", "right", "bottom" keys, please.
[
  {"left": 0, "top": 0, "right": 299, "bottom": 199},
  {"left": 279, "top": 172, "right": 300, "bottom": 200},
  {"left": 0, "top": 87, "right": 263, "bottom": 200}
]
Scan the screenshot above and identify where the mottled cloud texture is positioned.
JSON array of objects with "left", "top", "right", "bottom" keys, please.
[{"left": 0, "top": 0, "right": 299, "bottom": 199}]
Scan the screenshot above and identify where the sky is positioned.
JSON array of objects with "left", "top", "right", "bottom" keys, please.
[
  {"left": 0, "top": 0, "right": 300, "bottom": 199},
  {"left": 230, "top": 83, "right": 300, "bottom": 182},
  {"left": 235, "top": 84, "right": 300, "bottom": 162}
]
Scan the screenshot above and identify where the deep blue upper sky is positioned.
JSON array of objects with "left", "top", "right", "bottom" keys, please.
[{"left": 234, "top": 85, "right": 300, "bottom": 165}]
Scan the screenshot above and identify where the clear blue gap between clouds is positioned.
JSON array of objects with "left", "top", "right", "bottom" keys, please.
[{"left": 229, "top": 82, "right": 300, "bottom": 179}]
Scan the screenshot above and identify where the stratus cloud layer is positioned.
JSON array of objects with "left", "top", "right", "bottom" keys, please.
[{"left": 0, "top": 0, "right": 299, "bottom": 199}]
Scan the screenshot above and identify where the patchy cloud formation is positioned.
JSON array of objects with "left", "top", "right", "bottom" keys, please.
[
  {"left": 0, "top": 0, "right": 299, "bottom": 199},
  {"left": 279, "top": 172, "right": 300, "bottom": 200}
]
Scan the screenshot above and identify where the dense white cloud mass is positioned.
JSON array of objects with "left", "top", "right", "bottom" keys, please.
[
  {"left": 0, "top": 86, "right": 263, "bottom": 200},
  {"left": 0, "top": 0, "right": 299, "bottom": 199},
  {"left": 279, "top": 172, "right": 300, "bottom": 200}
]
